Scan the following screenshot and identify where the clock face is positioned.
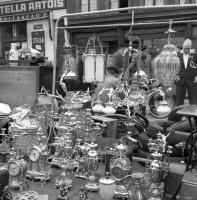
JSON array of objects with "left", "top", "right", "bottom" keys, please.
[
  {"left": 8, "top": 162, "right": 20, "bottom": 176},
  {"left": 110, "top": 166, "right": 126, "bottom": 180},
  {"left": 29, "top": 147, "right": 41, "bottom": 161}
]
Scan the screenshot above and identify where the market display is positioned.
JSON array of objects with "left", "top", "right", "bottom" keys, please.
[
  {"left": 0, "top": 84, "right": 176, "bottom": 200},
  {"left": 0, "top": 20, "right": 191, "bottom": 200}
]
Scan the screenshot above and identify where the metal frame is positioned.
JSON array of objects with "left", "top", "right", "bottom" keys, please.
[{"left": 52, "top": 4, "right": 197, "bottom": 107}]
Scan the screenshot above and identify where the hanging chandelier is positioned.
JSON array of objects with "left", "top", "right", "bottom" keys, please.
[{"left": 153, "top": 19, "right": 181, "bottom": 88}]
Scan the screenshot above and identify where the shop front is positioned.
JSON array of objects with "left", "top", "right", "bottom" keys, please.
[
  {"left": 0, "top": 0, "right": 66, "bottom": 65},
  {"left": 0, "top": 0, "right": 66, "bottom": 107}
]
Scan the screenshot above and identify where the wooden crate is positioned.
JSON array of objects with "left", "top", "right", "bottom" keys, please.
[{"left": 0, "top": 66, "right": 39, "bottom": 108}]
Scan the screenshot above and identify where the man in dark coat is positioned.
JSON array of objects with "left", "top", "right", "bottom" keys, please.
[{"left": 175, "top": 39, "right": 197, "bottom": 106}]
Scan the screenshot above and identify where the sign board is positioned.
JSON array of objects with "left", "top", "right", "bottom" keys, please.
[
  {"left": 32, "top": 31, "right": 45, "bottom": 56},
  {"left": 0, "top": 0, "right": 65, "bottom": 16},
  {"left": 33, "top": 24, "right": 43, "bottom": 30},
  {"left": 0, "top": 11, "right": 48, "bottom": 22}
]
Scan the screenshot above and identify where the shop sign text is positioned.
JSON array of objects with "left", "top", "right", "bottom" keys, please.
[
  {"left": 0, "top": 0, "right": 65, "bottom": 16},
  {"left": 0, "top": 11, "right": 48, "bottom": 22}
]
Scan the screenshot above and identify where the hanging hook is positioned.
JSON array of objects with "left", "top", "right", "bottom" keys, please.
[
  {"left": 169, "top": 19, "right": 173, "bottom": 30},
  {"left": 166, "top": 19, "right": 176, "bottom": 44},
  {"left": 127, "top": 10, "right": 135, "bottom": 41},
  {"left": 168, "top": 19, "right": 173, "bottom": 44}
]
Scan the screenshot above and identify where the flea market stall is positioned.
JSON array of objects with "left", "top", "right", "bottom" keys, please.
[{"left": 1, "top": 4, "right": 197, "bottom": 200}]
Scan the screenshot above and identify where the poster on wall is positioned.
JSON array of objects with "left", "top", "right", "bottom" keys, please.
[{"left": 32, "top": 31, "right": 45, "bottom": 56}]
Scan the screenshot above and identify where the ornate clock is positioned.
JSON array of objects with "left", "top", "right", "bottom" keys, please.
[
  {"left": 29, "top": 146, "right": 41, "bottom": 162},
  {"left": 8, "top": 158, "right": 27, "bottom": 190}
]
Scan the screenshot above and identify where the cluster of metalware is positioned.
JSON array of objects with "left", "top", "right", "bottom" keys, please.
[
  {"left": 6, "top": 106, "right": 57, "bottom": 189},
  {"left": 147, "top": 132, "right": 173, "bottom": 199},
  {"left": 60, "top": 90, "right": 91, "bottom": 110}
]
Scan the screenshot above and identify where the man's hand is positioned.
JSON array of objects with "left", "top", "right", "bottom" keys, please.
[
  {"left": 194, "top": 76, "right": 197, "bottom": 83},
  {"left": 175, "top": 74, "right": 180, "bottom": 81}
]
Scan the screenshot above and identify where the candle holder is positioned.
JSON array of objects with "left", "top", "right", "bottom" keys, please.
[
  {"left": 147, "top": 132, "right": 173, "bottom": 199},
  {"left": 129, "top": 173, "right": 146, "bottom": 200},
  {"left": 109, "top": 140, "right": 132, "bottom": 181}
]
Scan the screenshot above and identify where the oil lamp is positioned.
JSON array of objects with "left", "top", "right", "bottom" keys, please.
[
  {"left": 83, "top": 35, "right": 105, "bottom": 83},
  {"left": 102, "top": 88, "right": 116, "bottom": 114},
  {"left": 92, "top": 88, "right": 105, "bottom": 113},
  {"left": 61, "top": 45, "right": 77, "bottom": 81}
]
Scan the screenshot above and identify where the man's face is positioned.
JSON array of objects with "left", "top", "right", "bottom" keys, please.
[{"left": 183, "top": 47, "right": 190, "bottom": 54}]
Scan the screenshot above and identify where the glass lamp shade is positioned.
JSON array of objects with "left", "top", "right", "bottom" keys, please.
[
  {"left": 156, "top": 100, "right": 171, "bottom": 115},
  {"left": 153, "top": 44, "right": 180, "bottom": 87},
  {"left": 83, "top": 54, "right": 105, "bottom": 83}
]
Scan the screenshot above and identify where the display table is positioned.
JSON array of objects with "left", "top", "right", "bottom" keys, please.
[{"left": 10, "top": 161, "right": 146, "bottom": 200}]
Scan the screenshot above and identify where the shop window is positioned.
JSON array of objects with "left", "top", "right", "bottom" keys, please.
[
  {"left": 119, "top": 0, "right": 128, "bottom": 7},
  {"left": 144, "top": 0, "right": 154, "bottom": 6},
  {"left": 108, "top": 41, "right": 118, "bottom": 54},
  {"left": 111, "top": 0, "right": 118, "bottom": 9},
  {"left": 185, "top": 0, "right": 196, "bottom": 3},
  {"left": 81, "top": 0, "right": 97, "bottom": 12},
  {"left": 81, "top": 0, "right": 89, "bottom": 12},
  {"left": 3, "top": 22, "right": 26, "bottom": 41},
  {"left": 90, "top": 0, "right": 97, "bottom": 11},
  {"left": 130, "top": 0, "right": 144, "bottom": 6},
  {"left": 179, "top": 0, "right": 197, "bottom": 5},
  {"left": 164, "top": 0, "right": 180, "bottom": 4},
  {"left": 4, "top": 24, "right": 12, "bottom": 39},
  {"left": 97, "top": 0, "right": 112, "bottom": 10},
  {"left": 155, "top": 0, "right": 164, "bottom": 5},
  {"left": 15, "top": 22, "right": 27, "bottom": 40},
  {"left": 67, "top": 0, "right": 81, "bottom": 13}
]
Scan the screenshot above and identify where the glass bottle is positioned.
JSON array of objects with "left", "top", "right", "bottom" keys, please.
[{"left": 130, "top": 173, "right": 146, "bottom": 200}]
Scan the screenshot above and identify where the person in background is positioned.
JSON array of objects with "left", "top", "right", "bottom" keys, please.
[
  {"left": 91, "top": 50, "right": 123, "bottom": 106},
  {"left": 175, "top": 38, "right": 197, "bottom": 106},
  {"left": 139, "top": 45, "right": 153, "bottom": 79},
  {"left": 176, "top": 43, "right": 183, "bottom": 53}
]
